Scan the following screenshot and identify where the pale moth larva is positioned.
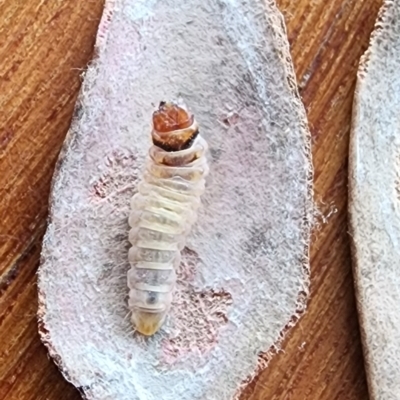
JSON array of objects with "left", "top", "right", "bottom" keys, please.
[{"left": 128, "top": 101, "right": 209, "bottom": 336}]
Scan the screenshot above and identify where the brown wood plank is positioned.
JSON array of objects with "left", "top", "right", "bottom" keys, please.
[
  {"left": 0, "top": 1, "right": 105, "bottom": 399},
  {"left": 0, "top": 0, "right": 382, "bottom": 398}
]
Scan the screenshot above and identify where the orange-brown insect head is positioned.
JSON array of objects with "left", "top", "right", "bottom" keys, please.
[{"left": 152, "top": 101, "right": 199, "bottom": 152}]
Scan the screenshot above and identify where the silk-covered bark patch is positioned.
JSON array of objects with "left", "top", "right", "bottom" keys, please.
[{"left": 38, "top": 1, "right": 313, "bottom": 399}]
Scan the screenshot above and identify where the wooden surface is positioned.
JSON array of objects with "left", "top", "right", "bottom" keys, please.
[{"left": 0, "top": 0, "right": 381, "bottom": 399}]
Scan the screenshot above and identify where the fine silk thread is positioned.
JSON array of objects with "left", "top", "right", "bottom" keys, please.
[{"left": 127, "top": 102, "right": 209, "bottom": 335}]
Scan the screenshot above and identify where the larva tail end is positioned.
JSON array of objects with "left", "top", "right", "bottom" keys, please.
[{"left": 132, "top": 310, "right": 167, "bottom": 336}]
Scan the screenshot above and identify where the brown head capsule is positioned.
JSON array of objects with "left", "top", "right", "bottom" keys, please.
[{"left": 151, "top": 102, "right": 199, "bottom": 152}]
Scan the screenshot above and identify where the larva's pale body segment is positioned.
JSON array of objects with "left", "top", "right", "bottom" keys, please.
[{"left": 128, "top": 102, "right": 209, "bottom": 336}]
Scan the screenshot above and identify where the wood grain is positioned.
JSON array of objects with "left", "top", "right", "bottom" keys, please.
[
  {"left": 0, "top": 0, "right": 381, "bottom": 399},
  {"left": 0, "top": 2, "right": 105, "bottom": 399}
]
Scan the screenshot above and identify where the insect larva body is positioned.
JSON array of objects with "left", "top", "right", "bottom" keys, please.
[{"left": 128, "top": 102, "right": 209, "bottom": 336}]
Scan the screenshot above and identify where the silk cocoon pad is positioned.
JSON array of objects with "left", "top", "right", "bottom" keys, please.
[
  {"left": 349, "top": 1, "right": 400, "bottom": 398},
  {"left": 38, "top": 0, "right": 313, "bottom": 399}
]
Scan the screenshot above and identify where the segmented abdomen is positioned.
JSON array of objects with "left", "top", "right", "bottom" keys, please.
[{"left": 128, "top": 131, "right": 208, "bottom": 336}]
